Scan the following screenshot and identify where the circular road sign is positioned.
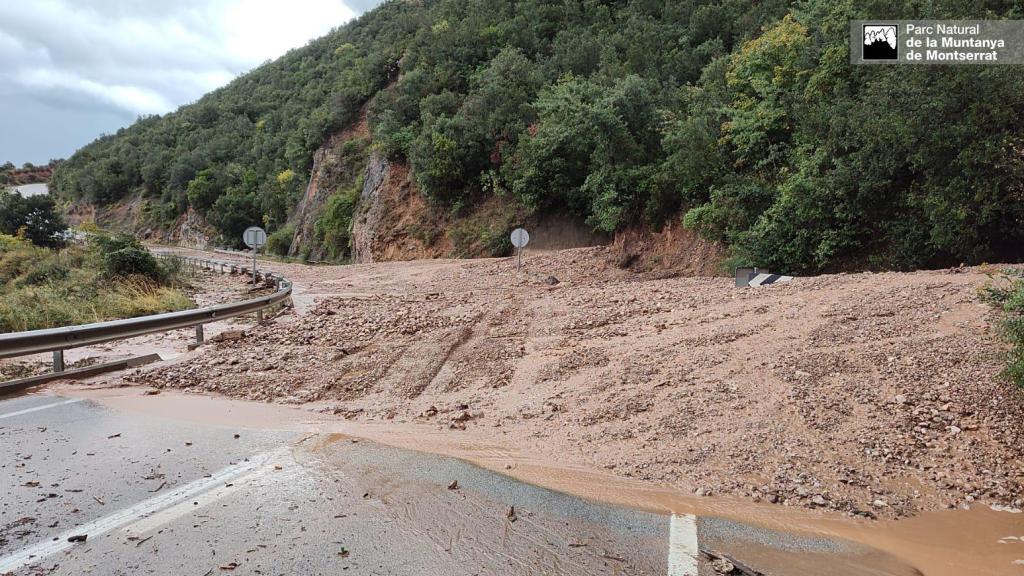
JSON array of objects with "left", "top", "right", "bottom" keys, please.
[
  {"left": 510, "top": 228, "right": 530, "bottom": 249},
  {"left": 243, "top": 226, "right": 267, "bottom": 249}
]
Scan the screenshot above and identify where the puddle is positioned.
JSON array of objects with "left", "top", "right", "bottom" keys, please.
[{"left": 58, "top": 385, "right": 1024, "bottom": 576}]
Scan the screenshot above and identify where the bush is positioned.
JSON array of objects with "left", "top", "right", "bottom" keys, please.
[
  {"left": 266, "top": 224, "right": 296, "bottom": 257},
  {"left": 982, "top": 271, "right": 1024, "bottom": 387},
  {"left": 20, "top": 259, "right": 70, "bottom": 286},
  {"left": 88, "top": 233, "right": 168, "bottom": 282},
  {"left": 448, "top": 203, "right": 519, "bottom": 258},
  {"left": 103, "top": 247, "right": 165, "bottom": 281},
  {"left": 0, "top": 233, "right": 190, "bottom": 332},
  {"left": 314, "top": 187, "right": 360, "bottom": 261}
]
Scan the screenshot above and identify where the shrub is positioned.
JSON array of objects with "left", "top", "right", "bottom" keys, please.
[
  {"left": 448, "top": 205, "right": 518, "bottom": 258},
  {"left": 266, "top": 224, "right": 296, "bottom": 257},
  {"left": 982, "top": 271, "right": 1024, "bottom": 387},
  {"left": 20, "top": 258, "right": 70, "bottom": 286},
  {"left": 103, "top": 247, "right": 165, "bottom": 281},
  {"left": 0, "top": 232, "right": 190, "bottom": 332},
  {"left": 89, "top": 233, "right": 167, "bottom": 282},
  {"left": 314, "top": 187, "right": 360, "bottom": 261}
]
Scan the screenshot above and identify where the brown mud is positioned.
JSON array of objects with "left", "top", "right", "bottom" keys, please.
[
  {"left": 57, "top": 386, "right": 1024, "bottom": 576},
  {"left": 132, "top": 248, "right": 1024, "bottom": 523}
]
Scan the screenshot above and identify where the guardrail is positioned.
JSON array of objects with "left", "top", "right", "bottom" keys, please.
[{"left": 0, "top": 254, "right": 291, "bottom": 380}]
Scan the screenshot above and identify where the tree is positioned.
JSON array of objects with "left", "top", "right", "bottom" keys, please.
[
  {"left": 185, "top": 168, "right": 223, "bottom": 214},
  {"left": 508, "top": 75, "right": 660, "bottom": 231},
  {"left": 0, "top": 190, "right": 67, "bottom": 248}
]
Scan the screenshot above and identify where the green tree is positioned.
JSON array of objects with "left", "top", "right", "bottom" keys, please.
[{"left": 0, "top": 189, "right": 66, "bottom": 248}]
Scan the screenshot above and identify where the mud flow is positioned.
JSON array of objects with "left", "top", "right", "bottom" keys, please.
[{"left": 64, "top": 387, "right": 1024, "bottom": 576}]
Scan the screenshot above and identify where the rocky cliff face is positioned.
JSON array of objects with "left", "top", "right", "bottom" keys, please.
[
  {"left": 160, "top": 207, "right": 214, "bottom": 249},
  {"left": 350, "top": 153, "right": 389, "bottom": 263},
  {"left": 65, "top": 194, "right": 215, "bottom": 250},
  {"left": 350, "top": 153, "right": 449, "bottom": 263},
  {"left": 288, "top": 117, "right": 370, "bottom": 261}
]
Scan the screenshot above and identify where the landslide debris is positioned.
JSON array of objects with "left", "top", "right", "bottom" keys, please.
[{"left": 124, "top": 248, "right": 1024, "bottom": 518}]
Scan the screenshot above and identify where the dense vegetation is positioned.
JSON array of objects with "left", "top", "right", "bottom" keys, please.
[
  {"left": 0, "top": 233, "right": 189, "bottom": 332},
  {"left": 983, "top": 270, "right": 1024, "bottom": 388},
  {"left": 52, "top": 0, "right": 1024, "bottom": 272}
]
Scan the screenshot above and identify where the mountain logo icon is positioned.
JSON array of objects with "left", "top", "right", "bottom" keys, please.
[{"left": 863, "top": 25, "right": 898, "bottom": 60}]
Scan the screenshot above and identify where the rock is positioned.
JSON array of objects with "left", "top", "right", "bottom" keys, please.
[
  {"left": 447, "top": 480, "right": 458, "bottom": 490},
  {"left": 212, "top": 330, "right": 245, "bottom": 343},
  {"left": 872, "top": 499, "right": 888, "bottom": 508},
  {"left": 544, "top": 276, "right": 560, "bottom": 286},
  {"left": 711, "top": 558, "right": 735, "bottom": 574},
  {"left": 67, "top": 534, "right": 87, "bottom": 543},
  {"left": 894, "top": 394, "right": 907, "bottom": 405},
  {"left": 811, "top": 495, "right": 827, "bottom": 506},
  {"left": 948, "top": 425, "right": 962, "bottom": 435}
]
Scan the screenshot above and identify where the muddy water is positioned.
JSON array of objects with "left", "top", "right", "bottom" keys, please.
[{"left": 60, "top": 386, "right": 1024, "bottom": 576}]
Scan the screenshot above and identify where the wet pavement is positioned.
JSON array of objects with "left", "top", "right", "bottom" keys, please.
[{"left": 0, "top": 392, "right": 930, "bottom": 575}]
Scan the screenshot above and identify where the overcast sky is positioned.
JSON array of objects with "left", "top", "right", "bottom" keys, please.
[{"left": 0, "top": 0, "right": 384, "bottom": 166}]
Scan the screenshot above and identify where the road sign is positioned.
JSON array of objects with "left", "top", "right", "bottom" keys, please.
[
  {"left": 510, "top": 228, "right": 529, "bottom": 270},
  {"left": 243, "top": 226, "right": 267, "bottom": 249},
  {"left": 510, "top": 228, "right": 530, "bottom": 248},
  {"left": 243, "top": 226, "right": 267, "bottom": 286}
]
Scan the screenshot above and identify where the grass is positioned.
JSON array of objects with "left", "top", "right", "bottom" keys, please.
[
  {"left": 0, "top": 233, "right": 193, "bottom": 333},
  {"left": 981, "top": 268, "right": 1024, "bottom": 387}
]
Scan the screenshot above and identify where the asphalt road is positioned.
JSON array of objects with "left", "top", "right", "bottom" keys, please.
[{"left": 0, "top": 392, "right": 920, "bottom": 576}]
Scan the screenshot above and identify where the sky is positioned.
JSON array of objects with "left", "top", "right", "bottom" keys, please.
[{"left": 0, "top": 0, "right": 384, "bottom": 166}]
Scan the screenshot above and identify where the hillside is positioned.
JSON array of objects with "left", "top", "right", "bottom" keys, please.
[
  {"left": 51, "top": 0, "right": 1024, "bottom": 273},
  {"left": 1, "top": 162, "right": 56, "bottom": 186}
]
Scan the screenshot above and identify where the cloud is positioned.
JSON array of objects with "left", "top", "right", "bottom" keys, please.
[{"left": 0, "top": 0, "right": 377, "bottom": 165}]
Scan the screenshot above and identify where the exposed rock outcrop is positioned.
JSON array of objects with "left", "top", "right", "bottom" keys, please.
[
  {"left": 161, "top": 207, "right": 214, "bottom": 249},
  {"left": 288, "top": 115, "right": 370, "bottom": 260},
  {"left": 350, "top": 154, "right": 449, "bottom": 263}
]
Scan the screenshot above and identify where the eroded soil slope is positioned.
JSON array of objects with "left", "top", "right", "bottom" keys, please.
[{"left": 126, "top": 248, "right": 1024, "bottom": 518}]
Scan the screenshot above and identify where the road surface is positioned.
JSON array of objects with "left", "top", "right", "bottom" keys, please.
[{"left": 0, "top": 391, "right": 920, "bottom": 576}]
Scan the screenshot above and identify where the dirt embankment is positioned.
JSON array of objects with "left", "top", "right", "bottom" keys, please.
[{"left": 123, "top": 248, "right": 1024, "bottom": 518}]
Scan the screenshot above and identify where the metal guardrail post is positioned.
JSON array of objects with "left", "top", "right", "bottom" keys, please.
[
  {"left": 256, "top": 309, "right": 263, "bottom": 322},
  {"left": 53, "top": 350, "right": 64, "bottom": 373},
  {"left": 195, "top": 324, "right": 204, "bottom": 344}
]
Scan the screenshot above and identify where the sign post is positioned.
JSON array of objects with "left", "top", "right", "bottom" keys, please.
[
  {"left": 242, "top": 226, "right": 267, "bottom": 286},
  {"left": 510, "top": 228, "right": 530, "bottom": 270}
]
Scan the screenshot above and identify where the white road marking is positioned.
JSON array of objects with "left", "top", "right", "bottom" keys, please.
[
  {"left": 668, "top": 513, "right": 699, "bottom": 576},
  {"left": 0, "top": 398, "right": 82, "bottom": 420},
  {"left": 0, "top": 448, "right": 289, "bottom": 574},
  {"left": 124, "top": 458, "right": 297, "bottom": 536}
]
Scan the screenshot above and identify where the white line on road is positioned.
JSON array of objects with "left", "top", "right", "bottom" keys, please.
[
  {"left": 0, "top": 448, "right": 290, "bottom": 574},
  {"left": 124, "top": 458, "right": 299, "bottom": 536},
  {"left": 668, "top": 513, "right": 699, "bottom": 576},
  {"left": 0, "top": 398, "right": 82, "bottom": 420}
]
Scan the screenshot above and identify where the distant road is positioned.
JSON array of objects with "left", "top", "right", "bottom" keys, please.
[{"left": 13, "top": 183, "right": 48, "bottom": 197}]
